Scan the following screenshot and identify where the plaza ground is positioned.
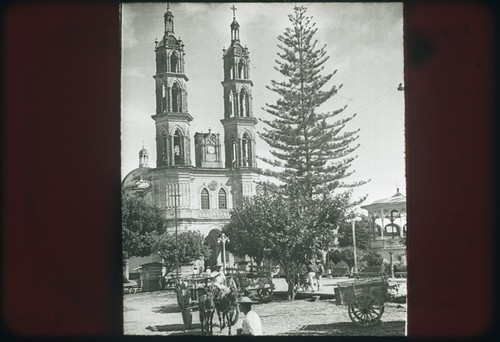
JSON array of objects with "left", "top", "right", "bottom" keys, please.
[{"left": 123, "top": 277, "right": 406, "bottom": 336}]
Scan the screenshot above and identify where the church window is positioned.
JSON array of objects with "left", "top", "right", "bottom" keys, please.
[
  {"left": 218, "top": 188, "right": 227, "bottom": 209},
  {"left": 172, "top": 83, "right": 181, "bottom": 112},
  {"left": 173, "top": 129, "right": 183, "bottom": 165},
  {"left": 201, "top": 188, "right": 210, "bottom": 209},
  {"left": 170, "top": 52, "right": 178, "bottom": 73}
]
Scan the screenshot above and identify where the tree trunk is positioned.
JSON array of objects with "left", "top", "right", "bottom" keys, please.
[{"left": 284, "top": 275, "right": 297, "bottom": 300}]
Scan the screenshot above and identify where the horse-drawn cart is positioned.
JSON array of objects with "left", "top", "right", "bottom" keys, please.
[
  {"left": 229, "top": 268, "right": 275, "bottom": 303},
  {"left": 334, "top": 277, "right": 390, "bottom": 326},
  {"left": 175, "top": 275, "right": 240, "bottom": 335}
]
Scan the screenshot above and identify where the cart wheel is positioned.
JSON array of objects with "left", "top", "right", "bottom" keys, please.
[
  {"left": 348, "top": 294, "right": 384, "bottom": 326},
  {"left": 228, "top": 306, "right": 239, "bottom": 326},
  {"left": 257, "top": 288, "right": 273, "bottom": 303},
  {"left": 182, "top": 308, "right": 192, "bottom": 330}
]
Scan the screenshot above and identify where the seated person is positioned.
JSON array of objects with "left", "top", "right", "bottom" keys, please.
[
  {"left": 236, "top": 297, "right": 262, "bottom": 336},
  {"left": 211, "top": 263, "right": 228, "bottom": 296}
]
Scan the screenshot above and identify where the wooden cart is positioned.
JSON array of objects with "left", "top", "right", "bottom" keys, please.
[
  {"left": 334, "top": 277, "right": 389, "bottom": 326},
  {"left": 228, "top": 269, "right": 275, "bottom": 303}
]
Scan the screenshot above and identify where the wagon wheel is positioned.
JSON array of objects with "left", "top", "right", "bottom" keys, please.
[
  {"left": 181, "top": 308, "right": 193, "bottom": 330},
  {"left": 257, "top": 287, "right": 273, "bottom": 303},
  {"left": 348, "top": 293, "right": 384, "bottom": 326}
]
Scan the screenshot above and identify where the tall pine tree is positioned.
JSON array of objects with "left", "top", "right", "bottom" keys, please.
[{"left": 260, "top": 6, "right": 366, "bottom": 198}]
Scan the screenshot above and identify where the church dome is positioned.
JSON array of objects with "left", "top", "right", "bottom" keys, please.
[
  {"left": 158, "top": 34, "right": 179, "bottom": 48},
  {"left": 231, "top": 18, "right": 240, "bottom": 28},
  {"left": 226, "top": 42, "right": 244, "bottom": 55},
  {"left": 122, "top": 167, "right": 152, "bottom": 191}
]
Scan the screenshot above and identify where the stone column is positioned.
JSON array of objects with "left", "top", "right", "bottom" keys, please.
[
  {"left": 380, "top": 209, "right": 385, "bottom": 240},
  {"left": 170, "top": 135, "right": 175, "bottom": 166}
]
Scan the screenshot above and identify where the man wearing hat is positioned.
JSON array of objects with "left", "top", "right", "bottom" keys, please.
[
  {"left": 211, "top": 262, "right": 226, "bottom": 289},
  {"left": 236, "top": 297, "right": 262, "bottom": 336}
]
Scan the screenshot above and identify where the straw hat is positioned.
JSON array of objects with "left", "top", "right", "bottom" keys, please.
[{"left": 237, "top": 296, "right": 259, "bottom": 304}]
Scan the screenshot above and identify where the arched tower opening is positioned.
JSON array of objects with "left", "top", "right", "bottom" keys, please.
[
  {"left": 238, "top": 59, "right": 245, "bottom": 79},
  {"left": 172, "top": 83, "right": 181, "bottom": 112},
  {"left": 241, "top": 132, "right": 252, "bottom": 167},
  {"left": 239, "top": 88, "right": 249, "bottom": 117},
  {"left": 170, "top": 52, "right": 178, "bottom": 73},
  {"left": 173, "top": 129, "right": 184, "bottom": 165}
]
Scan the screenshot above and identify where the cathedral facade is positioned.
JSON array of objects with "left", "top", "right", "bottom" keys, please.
[{"left": 122, "top": 8, "right": 259, "bottom": 274}]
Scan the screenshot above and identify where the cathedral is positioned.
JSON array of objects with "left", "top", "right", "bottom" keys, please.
[{"left": 122, "top": 7, "right": 260, "bottom": 275}]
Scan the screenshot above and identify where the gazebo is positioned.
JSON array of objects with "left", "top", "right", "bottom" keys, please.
[{"left": 361, "top": 188, "right": 407, "bottom": 264}]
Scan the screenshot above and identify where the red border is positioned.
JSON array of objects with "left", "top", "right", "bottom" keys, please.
[{"left": 1, "top": 1, "right": 495, "bottom": 337}]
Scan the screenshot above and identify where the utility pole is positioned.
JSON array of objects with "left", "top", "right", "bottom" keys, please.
[{"left": 170, "top": 189, "right": 181, "bottom": 279}]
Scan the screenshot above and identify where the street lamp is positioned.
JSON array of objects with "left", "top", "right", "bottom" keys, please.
[{"left": 217, "top": 233, "right": 230, "bottom": 273}]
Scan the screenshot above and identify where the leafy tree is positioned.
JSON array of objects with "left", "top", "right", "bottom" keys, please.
[
  {"left": 259, "top": 5, "right": 367, "bottom": 198},
  {"left": 361, "top": 251, "right": 384, "bottom": 267},
  {"left": 337, "top": 215, "right": 372, "bottom": 250},
  {"left": 328, "top": 247, "right": 366, "bottom": 271},
  {"left": 224, "top": 183, "right": 350, "bottom": 300},
  {"left": 122, "top": 196, "right": 167, "bottom": 260},
  {"left": 153, "top": 230, "right": 211, "bottom": 276}
]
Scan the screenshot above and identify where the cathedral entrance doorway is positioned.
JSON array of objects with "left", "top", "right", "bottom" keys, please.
[{"left": 204, "top": 228, "right": 223, "bottom": 268}]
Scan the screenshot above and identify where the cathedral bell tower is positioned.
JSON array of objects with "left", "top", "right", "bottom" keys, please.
[
  {"left": 152, "top": 5, "right": 193, "bottom": 167},
  {"left": 220, "top": 6, "right": 257, "bottom": 169}
]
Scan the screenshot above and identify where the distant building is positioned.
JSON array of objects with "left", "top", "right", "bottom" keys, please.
[
  {"left": 122, "top": 8, "right": 259, "bottom": 276},
  {"left": 361, "top": 189, "right": 407, "bottom": 264}
]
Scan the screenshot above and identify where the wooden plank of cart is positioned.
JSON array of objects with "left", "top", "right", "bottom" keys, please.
[
  {"left": 175, "top": 275, "right": 212, "bottom": 330},
  {"left": 334, "top": 276, "right": 389, "bottom": 326},
  {"left": 226, "top": 266, "right": 275, "bottom": 303}
]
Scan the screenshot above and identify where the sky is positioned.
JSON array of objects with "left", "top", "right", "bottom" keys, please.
[{"left": 121, "top": 2, "right": 405, "bottom": 206}]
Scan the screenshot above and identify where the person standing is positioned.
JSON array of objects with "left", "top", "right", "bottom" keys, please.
[
  {"left": 237, "top": 297, "right": 262, "bottom": 335},
  {"left": 307, "top": 259, "right": 317, "bottom": 292}
]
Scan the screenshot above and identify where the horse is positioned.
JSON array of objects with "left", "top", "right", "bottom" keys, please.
[
  {"left": 197, "top": 285, "right": 215, "bottom": 335},
  {"left": 213, "top": 276, "right": 239, "bottom": 335}
]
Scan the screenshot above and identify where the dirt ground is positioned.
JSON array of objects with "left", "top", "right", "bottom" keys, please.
[{"left": 123, "top": 290, "right": 406, "bottom": 336}]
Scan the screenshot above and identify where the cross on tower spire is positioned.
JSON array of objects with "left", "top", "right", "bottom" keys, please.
[{"left": 231, "top": 4, "right": 237, "bottom": 19}]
